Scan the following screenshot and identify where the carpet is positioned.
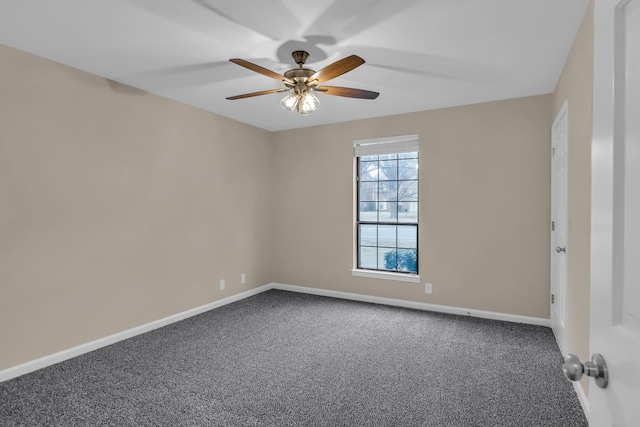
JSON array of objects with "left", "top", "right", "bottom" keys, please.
[{"left": 0, "top": 290, "right": 588, "bottom": 426}]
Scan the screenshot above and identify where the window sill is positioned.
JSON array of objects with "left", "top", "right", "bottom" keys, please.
[{"left": 351, "top": 269, "right": 421, "bottom": 283}]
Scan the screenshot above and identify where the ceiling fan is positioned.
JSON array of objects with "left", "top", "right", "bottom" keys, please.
[{"left": 226, "top": 51, "right": 379, "bottom": 115}]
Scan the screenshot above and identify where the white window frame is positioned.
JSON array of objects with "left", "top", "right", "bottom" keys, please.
[{"left": 352, "top": 134, "right": 420, "bottom": 283}]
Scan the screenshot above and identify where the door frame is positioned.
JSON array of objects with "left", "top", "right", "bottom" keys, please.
[{"left": 551, "top": 100, "right": 569, "bottom": 356}]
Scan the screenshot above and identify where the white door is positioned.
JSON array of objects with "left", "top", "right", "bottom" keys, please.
[
  {"left": 551, "top": 101, "right": 569, "bottom": 356},
  {"left": 590, "top": 0, "right": 640, "bottom": 425}
]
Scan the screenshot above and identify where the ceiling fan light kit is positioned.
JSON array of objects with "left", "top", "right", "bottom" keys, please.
[
  {"left": 280, "top": 89, "right": 319, "bottom": 115},
  {"left": 227, "top": 50, "right": 379, "bottom": 115}
]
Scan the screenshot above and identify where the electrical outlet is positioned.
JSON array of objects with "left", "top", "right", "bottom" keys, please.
[
  {"left": 424, "top": 283, "right": 432, "bottom": 294},
  {"left": 220, "top": 279, "right": 225, "bottom": 291},
  {"left": 241, "top": 274, "right": 246, "bottom": 284}
]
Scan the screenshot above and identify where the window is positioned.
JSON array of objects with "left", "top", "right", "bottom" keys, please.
[{"left": 354, "top": 135, "right": 419, "bottom": 276}]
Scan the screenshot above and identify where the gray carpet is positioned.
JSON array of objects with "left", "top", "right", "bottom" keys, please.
[{"left": 0, "top": 290, "right": 587, "bottom": 426}]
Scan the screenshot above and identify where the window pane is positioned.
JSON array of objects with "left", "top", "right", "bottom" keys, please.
[
  {"left": 398, "top": 180, "right": 418, "bottom": 201},
  {"left": 378, "top": 202, "right": 398, "bottom": 222},
  {"left": 360, "top": 161, "right": 378, "bottom": 181},
  {"left": 397, "top": 225, "right": 417, "bottom": 249},
  {"left": 359, "top": 224, "right": 377, "bottom": 246},
  {"left": 397, "top": 249, "right": 418, "bottom": 273},
  {"left": 360, "top": 247, "right": 377, "bottom": 269},
  {"left": 359, "top": 181, "right": 378, "bottom": 201},
  {"left": 398, "top": 159, "right": 418, "bottom": 180},
  {"left": 398, "top": 202, "right": 418, "bottom": 223},
  {"left": 379, "top": 181, "right": 398, "bottom": 201},
  {"left": 378, "top": 160, "right": 397, "bottom": 181},
  {"left": 356, "top": 149, "right": 418, "bottom": 275},
  {"left": 378, "top": 225, "right": 396, "bottom": 248},
  {"left": 379, "top": 248, "right": 396, "bottom": 271},
  {"left": 359, "top": 203, "right": 378, "bottom": 222}
]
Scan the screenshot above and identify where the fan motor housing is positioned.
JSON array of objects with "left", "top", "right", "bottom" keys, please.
[{"left": 284, "top": 68, "right": 316, "bottom": 87}]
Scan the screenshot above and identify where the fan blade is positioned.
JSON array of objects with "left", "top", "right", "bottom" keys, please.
[
  {"left": 229, "top": 58, "right": 295, "bottom": 84},
  {"left": 226, "top": 88, "right": 289, "bottom": 100},
  {"left": 308, "top": 55, "right": 365, "bottom": 84},
  {"left": 229, "top": 59, "right": 294, "bottom": 84},
  {"left": 315, "top": 86, "right": 379, "bottom": 99}
]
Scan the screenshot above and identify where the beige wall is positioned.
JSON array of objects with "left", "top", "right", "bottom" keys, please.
[
  {"left": 2, "top": 9, "right": 593, "bottom": 372},
  {"left": 552, "top": 0, "right": 594, "bottom": 394},
  {"left": 0, "top": 45, "right": 274, "bottom": 370},
  {"left": 271, "top": 95, "right": 553, "bottom": 319}
]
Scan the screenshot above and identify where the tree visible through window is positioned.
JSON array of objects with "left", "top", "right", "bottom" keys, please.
[{"left": 356, "top": 143, "right": 418, "bottom": 274}]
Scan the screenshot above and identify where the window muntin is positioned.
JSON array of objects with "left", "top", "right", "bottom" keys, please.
[{"left": 357, "top": 151, "right": 418, "bottom": 274}]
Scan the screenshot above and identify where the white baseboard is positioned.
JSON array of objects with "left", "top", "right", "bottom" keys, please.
[
  {"left": 1, "top": 282, "right": 550, "bottom": 383},
  {"left": 573, "top": 380, "right": 590, "bottom": 423},
  {"left": 270, "top": 283, "right": 550, "bottom": 327},
  {"left": 0, "top": 284, "right": 271, "bottom": 383},
  {"left": 551, "top": 327, "right": 590, "bottom": 422}
]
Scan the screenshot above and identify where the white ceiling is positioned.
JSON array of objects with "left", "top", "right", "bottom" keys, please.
[{"left": 0, "top": 0, "right": 590, "bottom": 132}]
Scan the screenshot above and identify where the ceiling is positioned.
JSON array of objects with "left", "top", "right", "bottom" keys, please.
[{"left": 0, "top": 0, "right": 590, "bottom": 132}]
